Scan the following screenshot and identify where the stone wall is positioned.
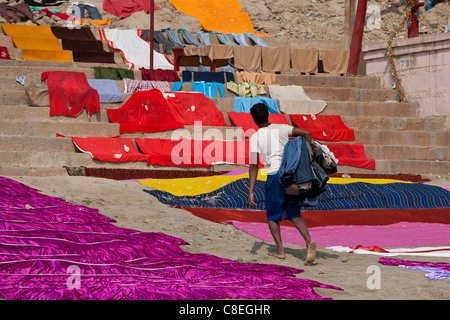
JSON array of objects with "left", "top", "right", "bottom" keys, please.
[{"left": 362, "top": 32, "right": 450, "bottom": 130}]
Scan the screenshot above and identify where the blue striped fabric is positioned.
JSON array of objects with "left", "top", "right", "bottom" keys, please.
[{"left": 144, "top": 179, "right": 450, "bottom": 211}]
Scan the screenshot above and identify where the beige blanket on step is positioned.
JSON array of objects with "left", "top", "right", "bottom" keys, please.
[
  {"left": 183, "top": 44, "right": 234, "bottom": 61},
  {"left": 232, "top": 45, "right": 261, "bottom": 70},
  {"left": 321, "top": 49, "right": 349, "bottom": 74},
  {"left": 261, "top": 46, "right": 291, "bottom": 72},
  {"left": 267, "top": 85, "right": 327, "bottom": 114}
]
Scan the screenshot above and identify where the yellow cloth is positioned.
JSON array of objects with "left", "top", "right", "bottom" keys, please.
[
  {"left": 227, "top": 81, "right": 266, "bottom": 98},
  {"left": 139, "top": 170, "right": 268, "bottom": 196},
  {"left": 139, "top": 172, "right": 411, "bottom": 197},
  {"left": 168, "top": 0, "right": 266, "bottom": 36},
  {"left": 1, "top": 24, "right": 72, "bottom": 62}
]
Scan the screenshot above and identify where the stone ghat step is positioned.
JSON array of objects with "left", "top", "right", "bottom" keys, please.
[
  {"left": 0, "top": 151, "right": 247, "bottom": 173},
  {"left": 0, "top": 59, "right": 132, "bottom": 78},
  {"left": 0, "top": 90, "right": 29, "bottom": 105},
  {"left": 0, "top": 151, "right": 448, "bottom": 177},
  {"left": 206, "top": 98, "right": 418, "bottom": 117},
  {"left": 121, "top": 125, "right": 449, "bottom": 147},
  {"left": 9, "top": 88, "right": 414, "bottom": 117},
  {"left": 1, "top": 117, "right": 446, "bottom": 146},
  {"left": 99, "top": 97, "right": 419, "bottom": 118},
  {"left": 1, "top": 136, "right": 447, "bottom": 162},
  {"left": 1, "top": 118, "right": 438, "bottom": 147},
  {"left": 0, "top": 120, "right": 119, "bottom": 137},
  {"left": 0, "top": 76, "right": 24, "bottom": 91},
  {"left": 0, "top": 106, "right": 111, "bottom": 123},
  {"left": 168, "top": 81, "right": 397, "bottom": 101},
  {"left": 364, "top": 145, "right": 449, "bottom": 161},
  {"left": 0, "top": 106, "right": 440, "bottom": 132},
  {"left": 220, "top": 112, "right": 442, "bottom": 132},
  {"left": 2, "top": 81, "right": 396, "bottom": 107},
  {"left": 0, "top": 59, "right": 382, "bottom": 89}
]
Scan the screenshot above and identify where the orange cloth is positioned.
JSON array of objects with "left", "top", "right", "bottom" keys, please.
[
  {"left": 234, "top": 70, "right": 277, "bottom": 85},
  {"left": 168, "top": 0, "right": 266, "bottom": 36},
  {"left": 1, "top": 24, "right": 72, "bottom": 62},
  {"left": 78, "top": 18, "right": 114, "bottom": 25}
]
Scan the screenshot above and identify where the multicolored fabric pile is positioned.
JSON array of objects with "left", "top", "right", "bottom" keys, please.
[{"left": 141, "top": 171, "right": 450, "bottom": 256}]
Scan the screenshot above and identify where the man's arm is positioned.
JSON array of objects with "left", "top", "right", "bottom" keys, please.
[
  {"left": 292, "top": 127, "right": 312, "bottom": 144},
  {"left": 248, "top": 152, "right": 260, "bottom": 207}
]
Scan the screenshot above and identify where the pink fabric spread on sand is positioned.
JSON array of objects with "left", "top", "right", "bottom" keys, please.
[
  {"left": 0, "top": 176, "right": 342, "bottom": 300},
  {"left": 229, "top": 221, "right": 450, "bottom": 248}
]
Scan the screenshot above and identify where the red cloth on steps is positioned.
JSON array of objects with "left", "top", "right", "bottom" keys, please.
[
  {"left": 289, "top": 114, "right": 355, "bottom": 142},
  {"left": 70, "top": 136, "right": 147, "bottom": 162},
  {"left": 106, "top": 89, "right": 185, "bottom": 134},
  {"left": 41, "top": 71, "right": 100, "bottom": 117},
  {"left": 324, "top": 142, "right": 376, "bottom": 170},
  {"left": 103, "top": 0, "right": 159, "bottom": 18},
  {"left": 165, "top": 92, "right": 228, "bottom": 126},
  {"left": 228, "top": 112, "right": 289, "bottom": 138},
  {"left": 135, "top": 138, "right": 262, "bottom": 167},
  {"left": 135, "top": 138, "right": 212, "bottom": 167}
]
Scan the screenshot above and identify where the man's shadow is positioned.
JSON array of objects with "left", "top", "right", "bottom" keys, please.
[{"left": 250, "top": 241, "right": 339, "bottom": 265}]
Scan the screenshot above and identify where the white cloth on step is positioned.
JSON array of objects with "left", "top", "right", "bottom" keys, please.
[
  {"left": 267, "top": 85, "right": 327, "bottom": 114},
  {"left": 100, "top": 28, "right": 174, "bottom": 70}
]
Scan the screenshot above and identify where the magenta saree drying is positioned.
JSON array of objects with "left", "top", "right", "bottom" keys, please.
[{"left": 0, "top": 177, "right": 341, "bottom": 300}]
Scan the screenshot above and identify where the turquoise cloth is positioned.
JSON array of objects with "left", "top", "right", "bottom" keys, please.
[
  {"left": 171, "top": 81, "right": 225, "bottom": 98},
  {"left": 233, "top": 97, "right": 280, "bottom": 114}
]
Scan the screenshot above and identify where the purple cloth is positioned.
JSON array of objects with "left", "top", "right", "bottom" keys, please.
[
  {"left": 0, "top": 177, "right": 341, "bottom": 300},
  {"left": 379, "top": 258, "right": 450, "bottom": 280},
  {"left": 399, "top": 266, "right": 450, "bottom": 280},
  {"left": 221, "top": 169, "right": 249, "bottom": 176},
  {"left": 378, "top": 258, "right": 450, "bottom": 272}
]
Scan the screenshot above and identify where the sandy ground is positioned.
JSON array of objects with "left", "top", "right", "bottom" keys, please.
[{"left": 5, "top": 174, "right": 449, "bottom": 301}]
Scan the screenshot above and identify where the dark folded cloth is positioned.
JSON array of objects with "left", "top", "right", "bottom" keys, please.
[
  {"left": 24, "top": 0, "right": 67, "bottom": 6},
  {"left": 141, "top": 68, "right": 180, "bottom": 82},
  {"left": 0, "top": 2, "right": 38, "bottom": 24},
  {"left": 190, "top": 71, "right": 235, "bottom": 83},
  {"left": 51, "top": 26, "right": 115, "bottom": 63}
]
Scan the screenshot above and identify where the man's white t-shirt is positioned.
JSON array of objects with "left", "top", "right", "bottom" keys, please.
[{"left": 250, "top": 124, "right": 294, "bottom": 174}]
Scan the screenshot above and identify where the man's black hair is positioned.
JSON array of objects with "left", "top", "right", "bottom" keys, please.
[{"left": 250, "top": 103, "right": 269, "bottom": 125}]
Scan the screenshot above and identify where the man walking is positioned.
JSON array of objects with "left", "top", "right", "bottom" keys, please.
[{"left": 247, "top": 103, "right": 316, "bottom": 265}]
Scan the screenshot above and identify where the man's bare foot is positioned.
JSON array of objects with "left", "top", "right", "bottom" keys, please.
[
  {"left": 304, "top": 241, "right": 316, "bottom": 266},
  {"left": 268, "top": 251, "right": 286, "bottom": 259}
]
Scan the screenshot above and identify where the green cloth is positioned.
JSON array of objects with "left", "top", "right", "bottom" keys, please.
[
  {"left": 93, "top": 67, "right": 135, "bottom": 80},
  {"left": 30, "top": 7, "right": 60, "bottom": 13},
  {"left": 226, "top": 81, "right": 266, "bottom": 98}
]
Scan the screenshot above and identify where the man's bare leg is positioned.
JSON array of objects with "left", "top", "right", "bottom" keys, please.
[
  {"left": 267, "top": 220, "right": 285, "bottom": 259},
  {"left": 291, "top": 217, "right": 316, "bottom": 265}
]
